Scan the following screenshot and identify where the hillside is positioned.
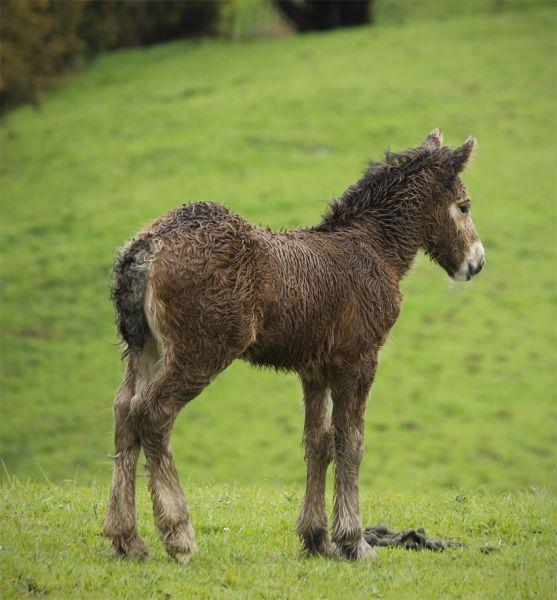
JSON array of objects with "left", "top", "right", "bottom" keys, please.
[
  {"left": 1, "top": 482, "right": 555, "bottom": 598},
  {"left": 1, "top": 4, "right": 556, "bottom": 494}
]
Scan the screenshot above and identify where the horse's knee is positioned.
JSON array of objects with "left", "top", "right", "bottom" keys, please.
[
  {"left": 304, "top": 426, "right": 334, "bottom": 465},
  {"left": 321, "top": 427, "right": 335, "bottom": 464},
  {"left": 334, "top": 424, "right": 364, "bottom": 463}
]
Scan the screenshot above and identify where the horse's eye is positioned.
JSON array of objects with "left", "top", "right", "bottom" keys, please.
[{"left": 458, "top": 204, "right": 470, "bottom": 215}]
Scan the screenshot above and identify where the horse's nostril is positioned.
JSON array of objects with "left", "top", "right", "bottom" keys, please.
[{"left": 466, "top": 258, "right": 484, "bottom": 277}]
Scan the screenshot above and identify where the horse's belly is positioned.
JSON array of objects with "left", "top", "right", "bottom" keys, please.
[{"left": 241, "top": 319, "right": 331, "bottom": 371}]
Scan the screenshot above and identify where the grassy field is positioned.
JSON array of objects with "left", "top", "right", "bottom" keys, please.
[
  {"left": 1, "top": 482, "right": 555, "bottom": 598},
  {"left": 1, "top": 1, "right": 556, "bottom": 597},
  {"left": 2, "top": 2, "right": 555, "bottom": 493}
]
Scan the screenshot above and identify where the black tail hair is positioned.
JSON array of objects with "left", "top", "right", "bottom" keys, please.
[{"left": 111, "top": 238, "right": 151, "bottom": 357}]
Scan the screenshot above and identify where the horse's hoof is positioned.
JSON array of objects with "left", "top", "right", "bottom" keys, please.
[
  {"left": 165, "top": 523, "right": 198, "bottom": 565},
  {"left": 301, "top": 539, "right": 340, "bottom": 559},
  {"left": 339, "top": 537, "right": 377, "bottom": 561},
  {"left": 173, "top": 550, "right": 193, "bottom": 565},
  {"left": 169, "top": 541, "right": 198, "bottom": 565},
  {"left": 320, "top": 540, "right": 341, "bottom": 559},
  {"left": 111, "top": 534, "right": 149, "bottom": 560}
]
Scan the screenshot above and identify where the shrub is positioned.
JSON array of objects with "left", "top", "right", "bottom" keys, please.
[
  {"left": 0, "top": 0, "right": 224, "bottom": 113},
  {"left": 0, "top": 0, "right": 85, "bottom": 111},
  {"left": 79, "top": 0, "right": 223, "bottom": 52}
]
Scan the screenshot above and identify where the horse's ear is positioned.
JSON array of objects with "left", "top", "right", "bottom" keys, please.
[
  {"left": 423, "top": 128, "right": 443, "bottom": 149},
  {"left": 451, "top": 136, "right": 477, "bottom": 173}
]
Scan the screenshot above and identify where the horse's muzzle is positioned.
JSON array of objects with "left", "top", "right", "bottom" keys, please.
[
  {"left": 465, "top": 253, "right": 485, "bottom": 279},
  {"left": 453, "top": 242, "right": 485, "bottom": 281}
]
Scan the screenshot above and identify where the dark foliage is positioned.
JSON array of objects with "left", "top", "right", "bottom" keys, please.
[
  {"left": 79, "top": 0, "right": 222, "bottom": 53},
  {"left": 274, "top": 0, "right": 373, "bottom": 31},
  {"left": 0, "top": 0, "right": 223, "bottom": 113},
  {"left": 0, "top": 0, "right": 85, "bottom": 111}
]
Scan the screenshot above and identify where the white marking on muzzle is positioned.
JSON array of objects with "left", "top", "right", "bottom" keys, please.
[{"left": 453, "top": 240, "right": 485, "bottom": 281}]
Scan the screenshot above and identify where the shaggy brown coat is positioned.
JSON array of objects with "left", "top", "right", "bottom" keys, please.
[{"left": 103, "top": 130, "right": 484, "bottom": 562}]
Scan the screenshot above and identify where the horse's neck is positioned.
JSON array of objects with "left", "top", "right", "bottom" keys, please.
[
  {"left": 347, "top": 206, "right": 424, "bottom": 281},
  {"left": 315, "top": 174, "right": 433, "bottom": 280}
]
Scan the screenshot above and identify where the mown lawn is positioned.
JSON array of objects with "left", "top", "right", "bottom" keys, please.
[
  {"left": 1, "top": 482, "right": 555, "bottom": 598},
  {"left": 1, "top": 1, "right": 555, "bottom": 494}
]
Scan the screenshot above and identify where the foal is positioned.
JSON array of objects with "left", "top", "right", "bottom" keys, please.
[{"left": 103, "top": 130, "right": 485, "bottom": 562}]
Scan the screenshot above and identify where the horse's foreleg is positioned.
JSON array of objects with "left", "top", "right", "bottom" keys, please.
[{"left": 330, "top": 362, "right": 377, "bottom": 561}]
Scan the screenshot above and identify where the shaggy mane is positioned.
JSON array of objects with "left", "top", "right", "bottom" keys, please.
[{"left": 317, "top": 144, "right": 449, "bottom": 229}]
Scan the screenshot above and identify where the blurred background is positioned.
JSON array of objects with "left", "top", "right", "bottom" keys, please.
[{"left": 1, "top": 0, "right": 555, "bottom": 494}]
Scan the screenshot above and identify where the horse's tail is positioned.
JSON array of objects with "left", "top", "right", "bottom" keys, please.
[{"left": 111, "top": 236, "right": 153, "bottom": 358}]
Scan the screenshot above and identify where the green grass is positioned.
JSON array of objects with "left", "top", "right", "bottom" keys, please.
[{"left": 1, "top": 482, "right": 555, "bottom": 598}]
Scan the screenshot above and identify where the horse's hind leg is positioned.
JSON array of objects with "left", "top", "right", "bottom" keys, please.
[
  {"left": 296, "top": 374, "right": 335, "bottom": 557},
  {"left": 103, "top": 357, "right": 147, "bottom": 558},
  {"left": 131, "top": 364, "right": 209, "bottom": 563}
]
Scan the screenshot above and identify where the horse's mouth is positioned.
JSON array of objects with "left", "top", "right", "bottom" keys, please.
[
  {"left": 452, "top": 242, "right": 485, "bottom": 281},
  {"left": 452, "top": 256, "right": 485, "bottom": 281}
]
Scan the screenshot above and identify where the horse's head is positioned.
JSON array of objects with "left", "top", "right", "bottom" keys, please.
[{"left": 422, "top": 129, "right": 485, "bottom": 281}]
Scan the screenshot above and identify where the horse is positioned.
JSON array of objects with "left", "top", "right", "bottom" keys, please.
[{"left": 103, "top": 129, "right": 485, "bottom": 562}]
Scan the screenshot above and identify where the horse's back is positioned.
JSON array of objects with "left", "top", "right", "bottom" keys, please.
[{"left": 141, "top": 202, "right": 265, "bottom": 367}]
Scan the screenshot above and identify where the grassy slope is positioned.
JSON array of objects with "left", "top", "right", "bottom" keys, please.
[
  {"left": 1, "top": 5, "right": 556, "bottom": 495},
  {"left": 1, "top": 482, "right": 555, "bottom": 598}
]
